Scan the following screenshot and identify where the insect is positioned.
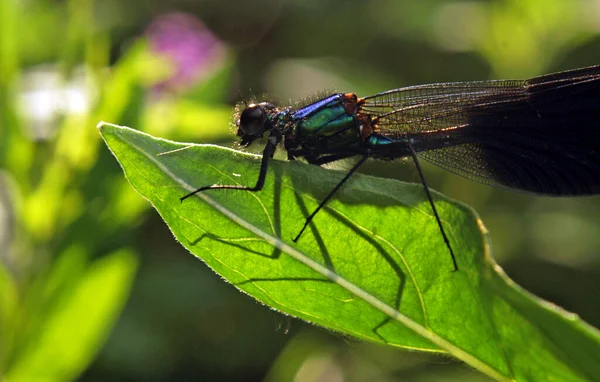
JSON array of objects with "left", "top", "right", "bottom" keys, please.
[{"left": 181, "top": 65, "right": 600, "bottom": 271}]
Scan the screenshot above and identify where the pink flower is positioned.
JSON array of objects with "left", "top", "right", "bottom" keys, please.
[{"left": 146, "top": 12, "right": 225, "bottom": 91}]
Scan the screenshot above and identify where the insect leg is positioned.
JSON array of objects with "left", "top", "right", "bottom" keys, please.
[
  {"left": 293, "top": 154, "right": 369, "bottom": 242},
  {"left": 180, "top": 132, "right": 279, "bottom": 201},
  {"left": 407, "top": 143, "right": 459, "bottom": 271}
]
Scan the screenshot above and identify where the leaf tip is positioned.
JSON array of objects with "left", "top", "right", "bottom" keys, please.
[{"left": 97, "top": 121, "right": 124, "bottom": 136}]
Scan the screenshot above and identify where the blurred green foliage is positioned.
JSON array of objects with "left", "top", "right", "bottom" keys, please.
[{"left": 1, "top": 0, "right": 599, "bottom": 381}]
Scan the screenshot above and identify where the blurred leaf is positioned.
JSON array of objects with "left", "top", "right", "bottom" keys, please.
[
  {"left": 185, "top": 57, "right": 234, "bottom": 105},
  {"left": 477, "top": 0, "right": 596, "bottom": 77},
  {"left": 142, "top": 100, "right": 233, "bottom": 141},
  {"left": 5, "top": 249, "right": 138, "bottom": 382},
  {"left": 0, "top": 0, "right": 20, "bottom": 82},
  {"left": 93, "top": 41, "right": 154, "bottom": 124},
  {"left": 10, "top": 246, "right": 89, "bottom": 370},
  {"left": 100, "top": 122, "right": 600, "bottom": 381},
  {"left": 60, "top": 0, "right": 93, "bottom": 75},
  {"left": 0, "top": 262, "right": 18, "bottom": 371},
  {"left": 23, "top": 154, "right": 72, "bottom": 241},
  {"left": 0, "top": 0, "right": 27, "bottom": 172},
  {"left": 264, "top": 329, "right": 339, "bottom": 382}
]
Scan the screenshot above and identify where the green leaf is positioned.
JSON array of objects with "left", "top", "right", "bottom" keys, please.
[
  {"left": 99, "top": 121, "right": 600, "bottom": 381},
  {"left": 0, "top": 261, "right": 18, "bottom": 371},
  {"left": 6, "top": 249, "right": 138, "bottom": 382}
]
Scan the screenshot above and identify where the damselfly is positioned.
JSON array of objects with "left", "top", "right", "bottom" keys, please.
[{"left": 181, "top": 65, "right": 600, "bottom": 271}]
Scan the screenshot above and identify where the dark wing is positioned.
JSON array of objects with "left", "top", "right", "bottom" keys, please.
[{"left": 361, "top": 65, "right": 600, "bottom": 195}]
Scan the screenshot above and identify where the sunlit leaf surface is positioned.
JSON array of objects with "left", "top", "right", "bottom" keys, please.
[{"left": 100, "top": 122, "right": 600, "bottom": 381}]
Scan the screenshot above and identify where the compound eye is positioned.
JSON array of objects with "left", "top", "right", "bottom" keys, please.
[{"left": 239, "top": 104, "right": 267, "bottom": 136}]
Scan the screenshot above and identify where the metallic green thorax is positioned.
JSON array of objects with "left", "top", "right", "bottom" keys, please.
[{"left": 270, "top": 94, "right": 364, "bottom": 156}]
